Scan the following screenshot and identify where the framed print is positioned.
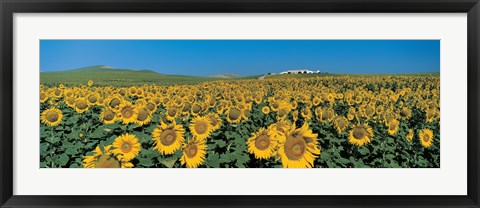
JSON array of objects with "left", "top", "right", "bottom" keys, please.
[{"left": 1, "top": 0, "right": 479, "bottom": 207}]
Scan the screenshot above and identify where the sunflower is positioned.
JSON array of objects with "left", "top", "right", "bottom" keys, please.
[
  {"left": 406, "top": 129, "right": 414, "bottom": 142},
  {"left": 86, "top": 93, "right": 99, "bottom": 106},
  {"left": 387, "top": 119, "right": 399, "bottom": 135},
  {"left": 112, "top": 133, "right": 141, "bottom": 161},
  {"left": 225, "top": 106, "right": 243, "bottom": 124},
  {"left": 189, "top": 116, "right": 213, "bottom": 140},
  {"left": 165, "top": 106, "right": 179, "bottom": 121},
  {"left": 191, "top": 102, "right": 203, "bottom": 116},
  {"left": 348, "top": 123, "right": 374, "bottom": 146},
  {"left": 399, "top": 107, "right": 412, "bottom": 120},
  {"left": 334, "top": 116, "right": 348, "bottom": 134},
  {"left": 268, "top": 119, "right": 292, "bottom": 137},
  {"left": 426, "top": 109, "right": 437, "bottom": 123},
  {"left": 180, "top": 138, "right": 207, "bottom": 168},
  {"left": 65, "top": 96, "right": 76, "bottom": 108},
  {"left": 106, "top": 96, "right": 123, "bottom": 111},
  {"left": 145, "top": 101, "right": 157, "bottom": 112},
  {"left": 152, "top": 121, "right": 185, "bottom": 155},
  {"left": 41, "top": 107, "right": 63, "bottom": 126},
  {"left": 262, "top": 106, "right": 270, "bottom": 114},
  {"left": 118, "top": 101, "right": 137, "bottom": 124},
  {"left": 246, "top": 128, "right": 277, "bottom": 159},
  {"left": 134, "top": 105, "right": 152, "bottom": 126},
  {"left": 74, "top": 97, "right": 89, "bottom": 113},
  {"left": 276, "top": 122, "right": 320, "bottom": 168},
  {"left": 83, "top": 145, "right": 133, "bottom": 168},
  {"left": 206, "top": 113, "right": 222, "bottom": 131},
  {"left": 87, "top": 80, "right": 93, "bottom": 87},
  {"left": 40, "top": 92, "right": 49, "bottom": 103},
  {"left": 419, "top": 128, "right": 434, "bottom": 148},
  {"left": 100, "top": 107, "right": 117, "bottom": 124}
]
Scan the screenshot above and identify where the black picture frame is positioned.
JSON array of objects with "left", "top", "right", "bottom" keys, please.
[{"left": 1, "top": 0, "right": 479, "bottom": 207}]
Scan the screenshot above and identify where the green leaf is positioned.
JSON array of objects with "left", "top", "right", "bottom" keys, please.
[
  {"left": 57, "top": 154, "right": 69, "bottom": 166},
  {"left": 158, "top": 157, "right": 177, "bottom": 168},
  {"left": 138, "top": 157, "right": 155, "bottom": 167},
  {"left": 358, "top": 147, "right": 370, "bottom": 155}
]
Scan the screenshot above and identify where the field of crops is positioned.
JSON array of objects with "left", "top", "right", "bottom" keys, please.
[{"left": 40, "top": 75, "right": 440, "bottom": 168}]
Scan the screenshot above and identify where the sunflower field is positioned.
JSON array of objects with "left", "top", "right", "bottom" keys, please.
[{"left": 40, "top": 75, "right": 440, "bottom": 168}]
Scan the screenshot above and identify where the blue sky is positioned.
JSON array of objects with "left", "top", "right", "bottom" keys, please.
[{"left": 40, "top": 40, "right": 440, "bottom": 76}]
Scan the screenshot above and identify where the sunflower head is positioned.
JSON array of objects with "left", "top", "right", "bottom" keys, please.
[
  {"left": 334, "top": 116, "right": 348, "bottom": 134},
  {"left": 100, "top": 107, "right": 117, "bottom": 124},
  {"left": 387, "top": 119, "right": 399, "bottom": 136},
  {"left": 180, "top": 138, "right": 207, "bottom": 168},
  {"left": 206, "top": 113, "right": 222, "bottom": 131},
  {"left": 118, "top": 102, "right": 137, "bottom": 124},
  {"left": 112, "top": 133, "right": 141, "bottom": 161},
  {"left": 348, "top": 123, "right": 374, "bottom": 146},
  {"left": 134, "top": 106, "right": 152, "bottom": 126},
  {"left": 189, "top": 116, "right": 213, "bottom": 140},
  {"left": 262, "top": 106, "right": 271, "bottom": 114},
  {"left": 419, "top": 128, "right": 434, "bottom": 148},
  {"left": 41, "top": 107, "right": 63, "bottom": 126},
  {"left": 276, "top": 122, "right": 320, "bottom": 168},
  {"left": 226, "top": 106, "right": 243, "bottom": 124},
  {"left": 75, "top": 98, "right": 89, "bottom": 113},
  {"left": 246, "top": 128, "right": 277, "bottom": 159},
  {"left": 83, "top": 145, "right": 133, "bottom": 168},
  {"left": 152, "top": 121, "right": 185, "bottom": 155}
]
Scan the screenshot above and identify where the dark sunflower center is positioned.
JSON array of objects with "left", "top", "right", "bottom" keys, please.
[
  {"left": 182, "top": 103, "right": 191, "bottom": 112},
  {"left": 146, "top": 103, "right": 155, "bottom": 111},
  {"left": 209, "top": 116, "right": 218, "bottom": 126},
  {"left": 109, "top": 98, "right": 121, "bottom": 108},
  {"left": 228, "top": 108, "right": 241, "bottom": 120},
  {"left": 40, "top": 93, "right": 46, "bottom": 100},
  {"left": 353, "top": 127, "right": 367, "bottom": 140},
  {"left": 167, "top": 108, "right": 177, "bottom": 117},
  {"left": 137, "top": 108, "right": 149, "bottom": 121},
  {"left": 160, "top": 129, "right": 177, "bottom": 146},
  {"left": 255, "top": 135, "right": 270, "bottom": 150},
  {"left": 284, "top": 136, "right": 307, "bottom": 160},
  {"left": 400, "top": 110, "right": 408, "bottom": 117},
  {"left": 67, "top": 97, "right": 75, "bottom": 104},
  {"left": 278, "top": 109, "right": 286, "bottom": 117},
  {"left": 423, "top": 133, "right": 430, "bottom": 142},
  {"left": 366, "top": 106, "right": 374, "bottom": 115},
  {"left": 121, "top": 107, "right": 133, "bottom": 118},
  {"left": 338, "top": 119, "right": 347, "bottom": 129},
  {"left": 104, "top": 110, "right": 115, "bottom": 121},
  {"left": 122, "top": 142, "right": 132, "bottom": 153},
  {"left": 389, "top": 122, "right": 396, "bottom": 131},
  {"left": 244, "top": 109, "right": 251, "bottom": 118},
  {"left": 322, "top": 112, "right": 329, "bottom": 120},
  {"left": 76, "top": 100, "right": 87, "bottom": 109},
  {"left": 46, "top": 111, "right": 59, "bottom": 122},
  {"left": 195, "top": 121, "right": 208, "bottom": 134},
  {"left": 192, "top": 105, "right": 201, "bottom": 113},
  {"left": 95, "top": 154, "right": 121, "bottom": 168},
  {"left": 272, "top": 102, "right": 279, "bottom": 109},
  {"left": 186, "top": 144, "right": 198, "bottom": 158},
  {"left": 54, "top": 89, "right": 61, "bottom": 96},
  {"left": 88, "top": 95, "right": 97, "bottom": 103}
]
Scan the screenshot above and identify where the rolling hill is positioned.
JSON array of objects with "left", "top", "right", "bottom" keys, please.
[{"left": 40, "top": 65, "right": 225, "bottom": 86}]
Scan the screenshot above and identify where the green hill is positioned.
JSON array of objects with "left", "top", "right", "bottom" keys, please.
[{"left": 40, "top": 65, "right": 223, "bottom": 86}]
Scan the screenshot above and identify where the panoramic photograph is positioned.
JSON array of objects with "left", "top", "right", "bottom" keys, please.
[{"left": 39, "top": 40, "right": 440, "bottom": 168}]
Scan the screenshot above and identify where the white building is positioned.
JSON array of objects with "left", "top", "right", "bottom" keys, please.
[{"left": 279, "top": 69, "right": 320, "bottom": 74}]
